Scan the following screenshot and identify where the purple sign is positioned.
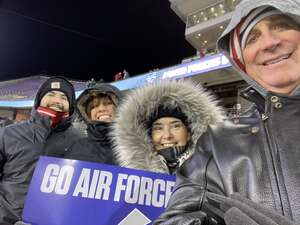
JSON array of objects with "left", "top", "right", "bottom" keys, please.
[{"left": 22, "top": 156, "right": 175, "bottom": 225}]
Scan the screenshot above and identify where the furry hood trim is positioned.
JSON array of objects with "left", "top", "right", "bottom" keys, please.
[{"left": 112, "top": 80, "right": 225, "bottom": 173}]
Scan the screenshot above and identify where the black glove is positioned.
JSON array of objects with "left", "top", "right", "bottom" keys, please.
[
  {"left": 154, "top": 211, "right": 209, "bottom": 225},
  {"left": 205, "top": 192, "right": 297, "bottom": 225}
]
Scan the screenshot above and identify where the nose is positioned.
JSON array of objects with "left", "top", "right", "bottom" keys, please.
[
  {"left": 161, "top": 127, "right": 174, "bottom": 140},
  {"left": 260, "top": 29, "right": 281, "bottom": 52},
  {"left": 50, "top": 96, "right": 62, "bottom": 105}
]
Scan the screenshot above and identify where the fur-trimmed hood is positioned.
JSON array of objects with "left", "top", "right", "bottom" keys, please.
[{"left": 112, "top": 81, "right": 225, "bottom": 174}]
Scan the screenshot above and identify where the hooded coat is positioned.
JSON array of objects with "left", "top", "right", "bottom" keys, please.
[
  {"left": 155, "top": 0, "right": 300, "bottom": 224},
  {"left": 0, "top": 79, "right": 82, "bottom": 225},
  {"left": 112, "top": 81, "right": 224, "bottom": 174},
  {"left": 64, "top": 83, "right": 123, "bottom": 165}
]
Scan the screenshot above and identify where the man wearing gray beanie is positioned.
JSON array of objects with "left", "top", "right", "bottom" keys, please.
[
  {"left": 0, "top": 76, "right": 83, "bottom": 225},
  {"left": 155, "top": 0, "right": 300, "bottom": 225}
]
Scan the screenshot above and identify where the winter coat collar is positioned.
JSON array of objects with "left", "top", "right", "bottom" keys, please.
[{"left": 87, "top": 122, "right": 111, "bottom": 143}]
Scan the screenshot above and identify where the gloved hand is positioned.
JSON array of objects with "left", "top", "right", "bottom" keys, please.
[
  {"left": 14, "top": 221, "right": 31, "bottom": 225},
  {"left": 153, "top": 211, "right": 207, "bottom": 225},
  {"left": 205, "top": 192, "right": 297, "bottom": 225}
]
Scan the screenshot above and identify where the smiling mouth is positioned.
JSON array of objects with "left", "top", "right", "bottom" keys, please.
[
  {"left": 96, "top": 115, "right": 111, "bottom": 121},
  {"left": 161, "top": 143, "right": 176, "bottom": 147},
  {"left": 262, "top": 53, "right": 292, "bottom": 66}
]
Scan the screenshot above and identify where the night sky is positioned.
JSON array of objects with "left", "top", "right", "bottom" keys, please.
[{"left": 0, "top": 0, "right": 195, "bottom": 82}]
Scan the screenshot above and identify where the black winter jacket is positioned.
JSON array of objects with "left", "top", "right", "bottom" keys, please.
[
  {"left": 154, "top": 87, "right": 300, "bottom": 224},
  {"left": 0, "top": 109, "right": 82, "bottom": 224},
  {"left": 64, "top": 122, "right": 115, "bottom": 164},
  {"left": 64, "top": 83, "right": 123, "bottom": 165}
]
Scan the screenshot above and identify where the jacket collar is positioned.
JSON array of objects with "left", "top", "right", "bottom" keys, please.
[
  {"left": 240, "top": 85, "right": 300, "bottom": 115},
  {"left": 240, "top": 86, "right": 265, "bottom": 113},
  {"left": 87, "top": 122, "right": 111, "bottom": 142}
]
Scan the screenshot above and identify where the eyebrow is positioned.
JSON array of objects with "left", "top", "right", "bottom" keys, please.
[
  {"left": 248, "top": 16, "right": 297, "bottom": 36},
  {"left": 152, "top": 120, "right": 182, "bottom": 126},
  {"left": 247, "top": 27, "right": 260, "bottom": 38},
  {"left": 47, "top": 91, "right": 67, "bottom": 98}
]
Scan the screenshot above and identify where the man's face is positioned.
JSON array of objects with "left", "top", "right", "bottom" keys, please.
[
  {"left": 40, "top": 90, "right": 70, "bottom": 112},
  {"left": 151, "top": 117, "right": 190, "bottom": 151},
  {"left": 242, "top": 15, "right": 300, "bottom": 94},
  {"left": 90, "top": 96, "right": 116, "bottom": 122}
]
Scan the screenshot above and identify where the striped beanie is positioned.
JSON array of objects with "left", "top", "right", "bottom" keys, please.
[{"left": 229, "top": 7, "right": 282, "bottom": 72}]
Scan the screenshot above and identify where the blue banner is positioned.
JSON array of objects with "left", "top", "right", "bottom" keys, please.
[{"left": 22, "top": 156, "right": 175, "bottom": 225}]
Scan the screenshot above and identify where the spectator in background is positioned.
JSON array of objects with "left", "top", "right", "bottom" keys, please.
[
  {"left": 64, "top": 83, "right": 123, "bottom": 165},
  {"left": 155, "top": 0, "right": 300, "bottom": 224},
  {"left": 0, "top": 76, "right": 82, "bottom": 225},
  {"left": 112, "top": 81, "right": 223, "bottom": 174},
  {"left": 114, "top": 70, "right": 130, "bottom": 81}
]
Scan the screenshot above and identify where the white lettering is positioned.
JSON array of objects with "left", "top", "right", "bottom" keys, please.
[
  {"left": 114, "top": 173, "right": 128, "bottom": 202},
  {"left": 54, "top": 165, "right": 74, "bottom": 195},
  {"left": 125, "top": 175, "right": 140, "bottom": 204},
  {"left": 73, "top": 169, "right": 113, "bottom": 200},
  {"left": 162, "top": 67, "right": 187, "bottom": 79},
  {"left": 94, "top": 171, "right": 112, "bottom": 200},
  {"left": 138, "top": 177, "right": 153, "bottom": 206},
  {"left": 114, "top": 173, "right": 175, "bottom": 208},
  {"left": 165, "top": 181, "right": 175, "bottom": 207},
  {"left": 40, "top": 164, "right": 60, "bottom": 193},
  {"left": 40, "top": 164, "right": 74, "bottom": 195},
  {"left": 73, "top": 168, "right": 91, "bottom": 197},
  {"left": 188, "top": 57, "right": 221, "bottom": 74},
  {"left": 152, "top": 179, "right": 165, "bottom": 207},
  {"left": 87, "top": 170, "right": 100, "bottom": 198}
]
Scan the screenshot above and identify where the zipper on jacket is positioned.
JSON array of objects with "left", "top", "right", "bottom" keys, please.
[{"left": 260, "top": 106, "right": 292, "bottom": 219}]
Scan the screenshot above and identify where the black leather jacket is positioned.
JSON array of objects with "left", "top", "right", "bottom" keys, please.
[{"left": 154, "top": 87, "right": 300, "bottom": 224}]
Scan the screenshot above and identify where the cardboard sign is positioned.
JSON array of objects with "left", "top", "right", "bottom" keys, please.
[{"left": 22, "top": 156, "right": 175, "bottom": 225}]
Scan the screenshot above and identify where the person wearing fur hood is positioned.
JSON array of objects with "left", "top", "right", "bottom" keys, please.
[{"left": 112, "top": 80, "right": 224, "bottom": 174}]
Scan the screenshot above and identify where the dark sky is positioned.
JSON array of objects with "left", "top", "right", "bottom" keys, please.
[{"left": 0, "top": 0, "right": 195, "bottom": 82}]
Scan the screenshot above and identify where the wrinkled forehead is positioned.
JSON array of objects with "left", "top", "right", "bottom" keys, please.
[
  {"left": 244, "top": 14, "right": 300, "bottom": 47},
  {"left": 43, "top": 90, "right": 67, "bottom": 98},
  {"left": 251, "top": 14, "right": 298, "bottom": 30},
  {"left": 153, "top": 117, "right": 184, "bottom": 125},
  {"left": 239, "top": 8, "right": 282, "bottom": 48}
]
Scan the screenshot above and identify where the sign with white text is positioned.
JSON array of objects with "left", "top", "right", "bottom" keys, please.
[{"left": 22, "top": 156, "right": 175, "bottom": 225}]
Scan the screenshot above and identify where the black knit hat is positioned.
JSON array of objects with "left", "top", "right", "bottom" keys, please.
[
  {"left": 146, "top": 105, "right": 188, "bottom": 130},
  {"left": 36, "top": 76, "right": 75, "bottom": 113}
]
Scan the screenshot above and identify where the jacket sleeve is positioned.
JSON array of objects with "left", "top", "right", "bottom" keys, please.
[
  {"left": 153, "top": 173, "right": 207, "bottom": 224},
  {"left": 154, "top": 151, "right": 220, "bottom": 225},
  {"left": 0, "top": 128, "right": 5, "bottom": 174}
]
